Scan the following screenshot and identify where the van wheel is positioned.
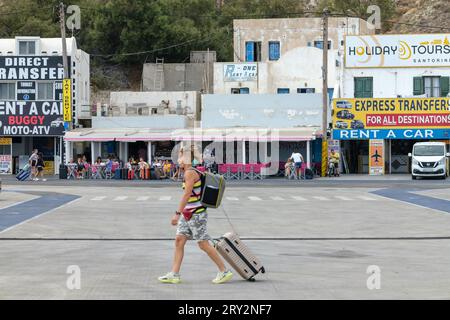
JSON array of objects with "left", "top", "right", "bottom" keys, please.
[
  {"left": 441, "top": 175, "right": 446, "bottom": 180},
  {"left": 412, "top": 175, "right": 416, "bottom": 180}
]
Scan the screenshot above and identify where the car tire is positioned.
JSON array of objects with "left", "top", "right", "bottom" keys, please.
[{"left": 412, "top": 175, "right": 416, "bottom": 180}]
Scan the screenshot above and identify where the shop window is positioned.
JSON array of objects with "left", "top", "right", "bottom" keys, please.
[
  {"left": 414, "top": 76, "right": 449, "bottom": 97},
  {"left": 18, "top": 40, "right": 36, "bottom": 55},
  {"left": 37, "top": 82, "right": 54, "bottom": 100},
  {"left": 245, "top": 41, "right": 261, "bottom": 62},
  {"left": 297, "top": 88, "right": 315, "bottom": 93},
  {"left": 231, "top": 88, "right": 249, "bottom": 94},
  {"left": 0, "top": 82, "right": 15, "bottom": 100},
  {"left": 354, "top": 77, "right": 373, "bottom": 98},
  {"left": 314, "top": 40, "right": 331, "bottom": 50},
  {"left": 268, "top": 41, "right": 280, "bottom": 61}
]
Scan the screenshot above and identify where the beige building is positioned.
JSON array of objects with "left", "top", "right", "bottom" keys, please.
[
  {"left": 214, "top": 17, "right": 373, "bottom": 96},
  {"left": 233, "top": 17, "right": 373, "bottom": 62}
]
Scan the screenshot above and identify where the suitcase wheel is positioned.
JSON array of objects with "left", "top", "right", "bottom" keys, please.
[
  {"left": 260, "top": 267, "right": 266, "bottom": 274},
  {"left": 248, "top": 277, "right": 256, "bottom": 282}
]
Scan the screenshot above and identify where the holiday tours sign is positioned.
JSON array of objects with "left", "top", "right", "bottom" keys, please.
[
  {"left": 332, "top": 97, "right": 450, "bottom": 140},
  {"left": 0, "top": 101, "right": 65, "bottom": 136},
  {"left": 345, "top": 34, "right": 450, "bottom": 68}
]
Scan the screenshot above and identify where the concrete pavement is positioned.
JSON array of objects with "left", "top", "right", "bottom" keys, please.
[{"left": 1, "top": 182, "right": 450, "bottom": 299}]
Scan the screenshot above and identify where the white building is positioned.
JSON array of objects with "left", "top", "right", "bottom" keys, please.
[
  {"left": 334, "top": 33, "right": 450, "bottom": 174},
  {"left": 214, "top": 17, "right": 373, "bottom": 96},
  {"left": 64, "top": 91, "right": 200, "bottom": 163},
  {"left": 0, "top": 36, "right": 89, "bottom": 174}
]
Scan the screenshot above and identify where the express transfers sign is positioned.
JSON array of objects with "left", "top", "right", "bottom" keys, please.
[
  {"left": 345, "top": 34, "right": 450, "bottom": 68},
  {"left": 332, "top": 98, "right": 450, "bottom": 140},
  {"left": 0, "top": 101, "right": 64, "bottom": 136}
]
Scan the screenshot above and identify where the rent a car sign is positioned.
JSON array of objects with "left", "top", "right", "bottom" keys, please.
[
  {"left": 0, "top": 101, "right": 64, "bottom": 136},
  {"left": 332, "top": 98, "right": 450, "bottom": 140}
]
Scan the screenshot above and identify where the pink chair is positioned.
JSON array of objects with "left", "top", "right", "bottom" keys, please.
[{"left": 218, "top": 164, "right": 227, "bottom": 175}]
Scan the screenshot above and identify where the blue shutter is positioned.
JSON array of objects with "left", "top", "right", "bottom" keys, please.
[
  {"left": 269, "top": 41, "right": 280, "bottom": 61},
  {"left": 246, "top": 42, "right": 254, "bottom": 62}
]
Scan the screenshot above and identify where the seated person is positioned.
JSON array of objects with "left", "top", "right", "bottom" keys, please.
[
  {"left": 285, "top": 158, "right": 293, "bottom": 177},
  {"left": 76, "top": 157, "right": 85, "bottom": 179}
]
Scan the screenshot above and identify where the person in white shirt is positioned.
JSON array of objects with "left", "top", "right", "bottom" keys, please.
[
  {"left": 28, "top": 149, "right": 39, "bottom": 181},
  {"left": 290, "top": 151, "right": 304, "bottom": 178}
]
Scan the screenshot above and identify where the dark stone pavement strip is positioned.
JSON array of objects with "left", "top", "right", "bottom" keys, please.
[
  {"left": 371, "top": 188, "right": 450, "bottom": 214},
  {"left": 0, "top": 191, "right": 80, "bottom": 232}
]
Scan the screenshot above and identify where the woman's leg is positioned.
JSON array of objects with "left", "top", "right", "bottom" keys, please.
[
  {"left": 198, "top": 240, "right": 225, "bottom": 272},
  {"left": 172, "top": 235, "right": 188, "bottom": 273}
]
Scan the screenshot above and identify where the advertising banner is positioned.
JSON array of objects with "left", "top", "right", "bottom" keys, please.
[
  {"left": 345, "top": 34, "right": 450, "bottom": 68},
  {"left": 223, "top": 63, "right": 258, "bottom": 82},
  {"left": 0, "top": 155, "right": 11, "bottom": 174},
  {"left": 0, "top": 56, "right": 70, "bottom": 80},
  {"left": 17, "top": 81, "right": 36, "bottom": 101},
  {"left": 62, "top": 79, "right": 72, "bottom": 122},
  {"left": 0, "top": 101, "right": 64, "bottom": 136},
  {"left": 332, "top": 98, "right": 450, "bottom": 140},
  {"left": 369, "top": 139, "right": 384, "bottom": 175}
]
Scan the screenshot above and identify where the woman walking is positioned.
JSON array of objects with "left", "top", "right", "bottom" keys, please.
[{"left": 158, "top": 145, "right": 233, "bottom": 284}]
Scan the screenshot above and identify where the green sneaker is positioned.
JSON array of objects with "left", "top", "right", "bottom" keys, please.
[
  {"left": 158, "top": 272, "right": 181, "bottom": 284},
  {"left": 212, "top": 270, "right": 233, "bottom": 284}
]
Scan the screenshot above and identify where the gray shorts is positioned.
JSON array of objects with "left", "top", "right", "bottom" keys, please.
[{"left": 176, "top": 211, "right": 211, "bottom": 242}]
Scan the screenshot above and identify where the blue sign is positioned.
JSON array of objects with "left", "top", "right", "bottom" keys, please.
[{"left": 333, "top": 129, "right": 450, "bottom": 140}]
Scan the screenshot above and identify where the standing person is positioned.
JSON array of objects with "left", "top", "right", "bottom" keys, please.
[
  {"left": 158, "top": 145, "right": 233, "bottom": 284},
  {"left": 29, "top": 149, "right": 39, "bottom": 181},
  {"left": 138, "top": 157, "right": 150, "bottom": 180},
  {"left": 290, "top": 150, "right": 304, "bottom": 178},
  {"left": 36, "top": 152, "right": 46, "bottom": 181}
]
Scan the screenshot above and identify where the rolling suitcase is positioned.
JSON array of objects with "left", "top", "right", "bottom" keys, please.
[
  {"left": 215, "top": 232, "right": 265, "bottom": 281},
  {"left": 16, "top": 168, "right": 31, "bottom": 181}
]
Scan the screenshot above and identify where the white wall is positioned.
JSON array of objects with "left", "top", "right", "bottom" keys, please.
[
  {"left": 342, "top": 67, "right": 450, "bottom": 98},
  {"left": 214, "top": 47, "right": 339, "bottom": 94},
  {"left": 109, "top": 91, "right": 199, "bottom": 117}
]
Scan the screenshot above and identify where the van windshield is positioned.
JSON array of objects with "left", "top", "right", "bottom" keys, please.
[{"left": 413, "top": 145, "right": 445, "bottom": 156}]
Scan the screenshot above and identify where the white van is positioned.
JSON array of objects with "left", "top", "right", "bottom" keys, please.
[{"left": 408, "top": 142, "right": 450, "bottom": 179}]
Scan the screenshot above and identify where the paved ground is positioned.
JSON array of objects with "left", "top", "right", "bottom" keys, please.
[{"left": 1, "top": 176, "right": 450, "bottom": 299}]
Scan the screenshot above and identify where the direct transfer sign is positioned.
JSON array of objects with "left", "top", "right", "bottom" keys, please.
[
  {"left": 345, "top": 34, "right": 450, "bottom": 68},
  {"left": 332, "top": 97, "right": 450, "bottom": 140}
]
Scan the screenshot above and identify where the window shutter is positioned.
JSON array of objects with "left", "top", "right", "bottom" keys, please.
[
  {"left": 413, "top": 77, "right": 424, "bottom": 95},
  {"left": 364, "top": 78, "right": 373, "bottom": 97},
  {"left": 440, "top": 76, "right": 449, "bottom": 97},
  {"left": 245, "top": 42, "right": 254, "bottom": 62}
]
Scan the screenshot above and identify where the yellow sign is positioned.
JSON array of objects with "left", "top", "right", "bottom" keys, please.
[
  {"left": 63, "top": 78, "right": 72, "bottom": 122},
  {"left": 43, "top": 161, "right": 54, "bottom": 175},
  {"left": 332, "top": 98, "right": 450, "bottom": 140},
  {"left": 369, "top": 139, "right": 384, "bottom": 175},
  {"left": 0, "top": 137, "right": 12, "bottom": 145}
]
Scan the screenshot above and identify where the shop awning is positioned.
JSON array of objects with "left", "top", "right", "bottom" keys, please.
[
  {"left": 65, "top": 127, "right": 321, "bottom": 142},
  {"left": 64, "top": 129, "right": 172, "bottom": 142},
  {"left": 171, "top": 127, "right": 321, "bottom": 142}
]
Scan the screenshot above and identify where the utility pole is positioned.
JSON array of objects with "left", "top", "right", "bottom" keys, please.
[
  {"left": 59, "top": 2, "right": 71, "bottom": 168},
  {"left": 59, "top": 2, "right": 69, "bottom": 79},
  {"left": 321, "top": 8, "right": 330, "bottom": 177}
]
